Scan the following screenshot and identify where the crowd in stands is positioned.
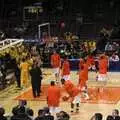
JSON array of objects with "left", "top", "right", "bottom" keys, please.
[
  {"left": 0, "top": 35, "right": 120, "bottom": 89},
  {"left": 0, "top": 44, "right": 42, "bottom": 89},
  {"left": 105, "top": 42, "right": 120, "bottom": 56},
  {"left": 0, "top": 37, "right": 96, "bottom": 69},
  {"left": 0, "top": 100, "right": 70, "bottom": 120},
  {"left": 0, "top": 31, "right": 120, "bottom": 120},
  {"left": 91, "top": 109, "right": 120, "bottom": 120},
  {"left": 0, "top": 102, "right": 120, "bottom": 120}
]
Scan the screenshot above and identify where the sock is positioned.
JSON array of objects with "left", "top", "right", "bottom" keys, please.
[
  {"left": 71, "top": 103, "right": 74, "bottom": 112},
  {"left": 84, "top": 93, "right": 89, "bottom": 99},
  {"left": 76, "top": 103, "right": 79, "bottom": 112}
]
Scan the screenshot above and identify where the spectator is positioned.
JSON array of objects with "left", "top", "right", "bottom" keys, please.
[
  {"left": 27, "top": 109, "right": 34, "bottom": 120},
  {"left": 57, "top": 111, "right": 70, "bottom": 120},
  {"left": 112, "top": 109, "right": 119, "bottom": 119},
  {"left": 109, "top": 52, "right": 120, "bottom": 71},
  {"left": 106, "top": 115, "right": 114, "bottom": 120},
  {"left": 0, "top": 107, "right": 7, "bottom": 120},
  {"left": 91, "top": 113, "right": 103, "bottom": 120},
  {"left": 115, "top": 116, "right": 120, "bottom": 120},
  {"left": 16, "top": 106, "right": 31, "bottom": 120},
  {"left": 112, "top": 42, "right": 119, "bottom": 51},
  {"left": 109, "top": 53, "right": 119, "bottom": 62},
  {"left": 11, "top": 106, "right": 19, "bottom": 120},
  {"left": 43, "top": 107, "right": 54, "bottom": 120},
  {"left": 35, "top": 109, "right": 44, "bottom": 120},
  {"left": 105, "top": 42, "right": 113, "bottom": 52}
]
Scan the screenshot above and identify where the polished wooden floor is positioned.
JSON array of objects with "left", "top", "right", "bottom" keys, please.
[{"left": 0, "top": 68, "right": 120, "bottom": 120}]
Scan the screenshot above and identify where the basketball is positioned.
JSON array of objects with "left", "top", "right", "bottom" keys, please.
[{"left": 62, "top": 96, "right": 69, "bottom": 101}]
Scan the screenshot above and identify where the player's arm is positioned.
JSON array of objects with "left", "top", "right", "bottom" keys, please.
[
  {"left": 59, "top": 57, "right": 61, "bottom": 68},
  {"left": 50, "top": 55, "right": 53, "bottom": 66}
]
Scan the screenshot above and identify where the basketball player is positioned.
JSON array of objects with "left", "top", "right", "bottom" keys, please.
[
  {"left": 61, "top": 79, "right": 80, "bottom": 113},
  {"left": 61, "top": 56, "right": 70, "bottom": 81},
  {"left": 51, "top": 50, "right": 61, "bottom": 83},
  {"left": 97, "top": 54, "right": 108, "bottom": 82},
  {"left": 79, "top": 64, "right": 89, "bottom": 100},
  {"left": 86, "top": 54, "right": 96, "bottom": 71},
  {"left": 79, "top": 58, "right": 84, "bottom": 70},
  {"left": 47, "top": 81, "right": 61, "bottom": 114},
  {"left": 96, "top": 54, "right": 108, "bottom": 92}
]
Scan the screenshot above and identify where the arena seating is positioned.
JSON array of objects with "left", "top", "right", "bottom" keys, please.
[{"left": 0, "top": 39, "right": 24, "bottom": 89}]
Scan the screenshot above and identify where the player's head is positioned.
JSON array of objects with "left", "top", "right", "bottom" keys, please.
[
  {"left": 83, "top": 58, "right": 87, "bottom": 63},
  {"left": 61, "top": 79, "right": 65, "bottom": 84},
  {"left": 112, "top": 109, "right": 119, "bottom": 117},
  {"left": 50, "top": 81, "right": 55, "bottom": 86},
  {"left": 53, "top": 50, "right": 57, "bottom": 54},
  {"left": 63, "top": 55, "right": 68, "bottom": 60},
  {"left": 22, "top": 58, "right": 25, "bottom": 62},
  {"left": 80, "top": 58, "right": 84, "bottom": 63},
  {"left": 100, "top": 55, "right": 104, "bottom": 59}
]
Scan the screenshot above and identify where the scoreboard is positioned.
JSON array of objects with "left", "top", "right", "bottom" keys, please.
[{"left": 23, "top": 6, "right": 43, "bottom": 21}]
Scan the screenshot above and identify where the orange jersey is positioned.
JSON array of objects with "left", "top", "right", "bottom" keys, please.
[
  {"left": 79, "top": 69, "right": 87, "bottom": 88},
  {"left": 79, "top": 59, "right": 84, "bottom": 70},
  {"left": 51, "top": 53, "right": 61, "bottom": 68},
  {"left": 64, "top": 80, "right": 79, "bottom": 97},
  {"left": 83, "top": 63, "right": 88, "bottom": 80},
  {"left": 87, "top": 56, "right": 95, "bottom": 66},
  {"left": 71, "top": 87, "right": 80, "bottom": 97},
  {"left": 64, "top": 80, "right": 74, "bottom": 95},
  {"left": 79, "top": 70, "right": 86, "bottom": 82},
  {"left": 47, "top": 86, "right": 61, "bottom": 107},
  {"left": 99, "top": 58, "right": 108, "bottom": 74},
  {"left": 62, "top": 60, "right": 70, "bottom": 75}
]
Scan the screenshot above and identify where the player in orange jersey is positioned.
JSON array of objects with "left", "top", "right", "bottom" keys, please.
[
  {"left": 86, "top": 54, "right": 96, "bottom": 71},
  {"left": 61, "top": 79, "right": 80, "bottom": 113},
  {"left": 97, "top": 54, "right": 108, "bottom": 81},
  {"left": 79, "top": 64, "right": 89, "bottom": 100},
  {"left": 47, "top": 81, "right": 61, "bottom": 114},
  {"left": 79, "top": 58, "right": 84, "bottom": 70},
  {"left": 61, "top": 56, "right": 70, "bottom": 81},
  {"left": 51, "top": 50, "right": 61, "bottom": 83},
  {"left": 96, "top": 54, "right": 108, "bottom": 92}
]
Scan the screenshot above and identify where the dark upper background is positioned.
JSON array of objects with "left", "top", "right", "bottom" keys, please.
[
  {"left": 0, "top": 0, "right": 120, "bottom": 22},
  {"left": 0, "top": 0, "right": 120, "bottom": 38}
]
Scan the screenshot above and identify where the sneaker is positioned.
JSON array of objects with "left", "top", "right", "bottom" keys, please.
[
  {"left": 76, "top": 108, "right": 79, "bottom": 113},
  {"left": 84, "top": 96, "right": 90, "bottom": 100},
  {"left": 71, "top": 110, "right": 74, "bottom": 113},
  {"left": 56, "top": 81, "right": 59, "bottom": 85}
]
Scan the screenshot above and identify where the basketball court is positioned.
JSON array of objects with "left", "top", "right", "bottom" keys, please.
[{"left": 0, "top": 69, "right": 120, "bottom": 120}]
